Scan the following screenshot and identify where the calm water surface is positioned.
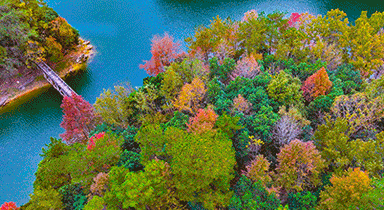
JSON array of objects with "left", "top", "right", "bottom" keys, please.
[{"left": 1, "top": 0, "right": 383, "bottom": 205}]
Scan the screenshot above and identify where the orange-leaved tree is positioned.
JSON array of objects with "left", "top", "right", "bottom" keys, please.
[
  {"left": 319, "top": 168, "right": 372, "bottom": 209},
  {"left": 60, "top": 94, "right": 98, "bottom": 144},
  {"left": 186, "top": 107, "right": 218, "bottom": 134},
  {"left": 139, "top": 33, "right": 183, "bottom": 76},
  {"left": 174, "top": 77, "right": 206, "bottom": 114},
  {"left": 301, "top": 67, "right": 332, "bottom": 102}
]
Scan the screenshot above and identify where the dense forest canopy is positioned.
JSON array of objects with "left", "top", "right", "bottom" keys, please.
[
  {"left": 2, "top": 6, "right": 384, "bottom": 210},
  {"left": 0, "top": 0, "right": 79, "bottom": 79}
]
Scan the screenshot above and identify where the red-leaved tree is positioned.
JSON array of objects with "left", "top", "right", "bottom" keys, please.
[
  {"left": 139, "top": 33, "right": 184, "bottom": 76},
  {"left": 0, "top": 202, "right": 19, "bottom": 210},
  {"left": 288, "top": 13, "right": 302, "bottom": 28},
  {"left": 302, "top": 67, "right": 332, "bottom": 102},
  {"left": 186, "top": 107, "right": 218, "bottom": 134},
  {"left": 60, "top": 94, "right": 98, "bottom": 144},
  {"left": 87, "top": 132, "right": 105, "bottom": 151}
]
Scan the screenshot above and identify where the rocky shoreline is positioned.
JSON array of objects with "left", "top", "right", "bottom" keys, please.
[{"left": 0, "top": 38, "right": 95, "bottom": 113}]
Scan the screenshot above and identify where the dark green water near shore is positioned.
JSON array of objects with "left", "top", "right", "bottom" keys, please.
[{"left": 1, "top": 0, "right": 383, "bottom": 205}]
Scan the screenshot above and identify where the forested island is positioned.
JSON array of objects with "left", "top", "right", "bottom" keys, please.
[
  {"left": 0, "top": 0, "right": 93, "bottom": 112},
  {"left": 2, "top": 6, "right": 384, "bottom": 210}
]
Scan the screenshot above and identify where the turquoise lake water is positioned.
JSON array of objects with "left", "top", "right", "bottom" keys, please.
[{"left": 0, "top": 0, "right": 383, "bottom": 205}]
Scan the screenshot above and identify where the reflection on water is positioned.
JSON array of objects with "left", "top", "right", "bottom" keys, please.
[{"left": 1, "top": 0, "right": 383, "bottom": 205}]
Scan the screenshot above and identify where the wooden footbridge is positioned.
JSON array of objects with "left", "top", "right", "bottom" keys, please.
[{"left": 34, "top": 61, "right": 78, "bottom": 97}]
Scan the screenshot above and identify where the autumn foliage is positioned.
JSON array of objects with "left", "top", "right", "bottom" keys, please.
[
  {"left": 275, "top": 139, "right": 325, "bottom": 192},
  {"left": 139, "top": 33, "right": 183, "bottom": 76},
  {"left": 87, "top": 132, "right": 105, "bottom": 151},
  {"left": 232, "top": 94, "right": 253, "bottom": 115},
  {"left": 89, "top": 172, "right": 109, "bottom": 200},
  {"left": 186, "top": 107, "right": 218, "bottom": 134},
  {"left": 319, "top": 168, "right": 372, "bottom": 209},
  {"left": 60, "top": 94, "right": 98, "bottom": 144},
  {"left": 242, "top": 9, "right": 258, "bottom": 22},
  {"left": 288, "top": 13, "right": 301, "bottom": 28},
  {"left": 302, "top": 67, "right": 332, "bottom": 102},
  {"left": 174, "top": 77, "right": 207, "bottom": 114},
  {"left": 0, "top": 202, "right": 19, "bottom": 210},
  {"left": 244, "top": 155, "right": 272, "bottom": 186},
  {"left": 229, "top": 53, "right": 260, "bottom": 80},
  {"left": 25, "top": 8, "right": 384, "bottom": 210}
]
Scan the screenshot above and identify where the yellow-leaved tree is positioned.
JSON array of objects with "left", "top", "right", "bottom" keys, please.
[{"left": 174, "top": 77, "right": 206, "bottom": 114}]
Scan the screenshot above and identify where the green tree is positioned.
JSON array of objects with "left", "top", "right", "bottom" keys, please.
[
  {"left": 314, "top": 117, "right": 384, "bottom": 175},
  {"left": 33, "top": 138, "right": 71, "bottom": 190},
  {"left": 0, "top": 4, "right": 32, "bottom": 79},
  {"left": 267, "top": 70, "right": 303, "bottom": 107},
  {"left": 106, "top": 159, "right": 180, "bottom": 209},
  {"left": 252, "top": 105, "right": 279, "bottom": 143},
  {"left": 59, "top": 184, "right": 87, "bottom": 210},
  {"left": 287, "top": 191, "right": 317, "bottom": 210},
  {"left": 215, "top": 112, "right": 243, "bottom": 139},
  {"left": 116, "top": 150, "right": 143, "bottom": 172},
  {"left": 50, "top": 16, "right": 79, "bottom": 49},
  {"left": 83, "top": 196, "right": 104, "bottom": 210},
  {"left": 229, "top": 175, "right": 280, "bottom": 210},
  {"left": 166, "top": 128, "right": 236, "bottom": 209},
  {"left": 67, "top": 132, "right": 123, "bottom": 189},
  {"left": 331, "top": 92, "right": 384, "bottom": 137},
  {"left": 103, "top": 166, "right": 129, "bottom": 210},
  {"left": 357, "top": 177, "right": 384, "bottom": 209},
  {"left": 209, "top": 56, "right": 236, "bottom": 83},
  {"left": 25, "top": 187, "right": 63, "bottom": 210},
  {"left": 136, "top": 125, "right": 236, "bottom": 209},
  {"left": 329, "top": 64, "right": 362, "bottom": 95},
  {"left": 94, "top": 85, "right": 136, "bottom": 129}
]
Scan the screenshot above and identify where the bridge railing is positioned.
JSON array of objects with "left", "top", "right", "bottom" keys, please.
[{"left": 34, "top": 61, "right": 78, "bottom": 97}]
